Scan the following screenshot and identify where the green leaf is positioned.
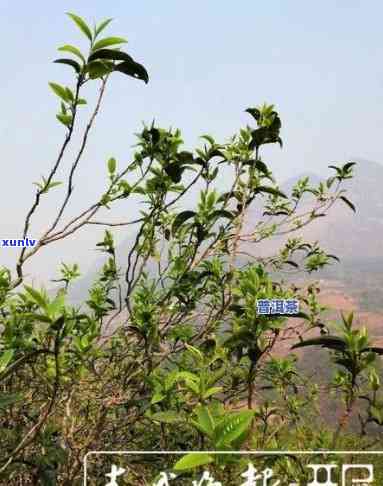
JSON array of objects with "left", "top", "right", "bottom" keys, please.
[
  {"left": 328, "top": 165, "right": 341, "bottom": 173},
  {"left": 254, "top": 186, "right": 287, "bottom": 199},
  {"left": 185, "top": 344, "right": 204, "bottom": 361},
  {"left": 207, "top": 367, "right": 227, "bottom": 386},
  {"left": 0, "top": 350, "right": 14, "bottom": 374},
  {"left": 58, "top": 44, "right": 85, "bottom": 63},
  {"left": 114, "top": 60, "right": 149, "bottom": 84},
  {"left": 250, "top": 125, "right": 282, "bottom": 150},
  {"left": 65, "top": 87, "right": 74, "bottom": 101},
  {"left": 200, "top": 134, "right": 215, "bottom": 145},
  {"left": 291, "top": 335, "right": 346, "bottom": 351},
  {"left": 340, "top": 196, "right": 356, "bottom": 213},
  {"left": 108, "top": 157, "right": 117, "bottom": 174},
  {"left": 185, "top": 380, "right": 200, "bottom": 395},
  {"left": 254, "top": 159, "right": 269, "bottom": 174},
  {"left": 56, "top": 114, "right": 73, "bottom": 128},
  {"left": 173, "top": 371, "right": 199, "bottom": 385},
  {"left": 173, "top": 453, "right": 213, "bottom": 471},
  {"left": 133, "top": 186, "right": 145, "bottom": 195},
  {"left": 54, "top": 58, "right": 81, "bottom": 74},
  {"left": 23, "top": 312, "right": 52, "bottom": 323},
  {"left": 343, "top": 162, "right": 357, "bottom": 172},
  {"left": 163, "top": 370, "right": 179, "bottom": 391},
  {"left": 45, "top": 181, "right": 62, "bottom": 193},
  {"left": 92, "top": 36, "right": 127, "bottom": 51},
  {"left": 24, "top": 285, "right": 48, "bottom": 310},
  {"left": 326, "top": 176, "right": 336, "bottom": 188},
  {"left": 49, "top": 82, "right": 70, "bottom": 102},
  {"left": 88, "top": 48, "right": 134, "bottom": 63},
  {"left": 86, "top": 60, "right": 114, "bottom": 79},
  {"left": 150, "top": 391, "right": 165, "bottom": 405},
  {"left": 172, "top": 211, "right": 196, "bottom": 234},
  {"left": 193, "top": 405, "right": 215, "bottom": 437},
  {"left": 210, "top": 209, "right": 234, "bottom": 221},
  {"left": 47, "top": 292, "right": 65, "bottom": 318},
  {"left": 94, "top": 18, "right": 114, "bottom": 38},
  {"left": 51, "top": 315, "right": 65, "bottom": 331},
  {"left": 203, "top": 386, "right": 223, "bottom": 399},
  {"left": 215, "top": 411, "right": 255, "bottom": 447},
  {"left": 66, "top": 12, "right": 93, "bottom": 42},
  {"left": 164, "top": 162, "right": 184, "bottom": 183},
  {"left": 245, "top": 107, "right": 261, "bottom": 122}
]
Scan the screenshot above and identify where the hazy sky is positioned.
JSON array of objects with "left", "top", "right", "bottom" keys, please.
[{"left": 1, "top": 1, "right": 382, "bottom": 284}]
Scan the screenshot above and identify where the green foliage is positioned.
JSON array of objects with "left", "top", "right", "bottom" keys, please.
[
  {"left": 173, "top": 452, "right": 213, "bottom": 471},
  {"left": 50, "top": 13, "right": 148, "bottom": 132},
  {"left": 66, "top": 12, "right": 93, "bottom": 42}
]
